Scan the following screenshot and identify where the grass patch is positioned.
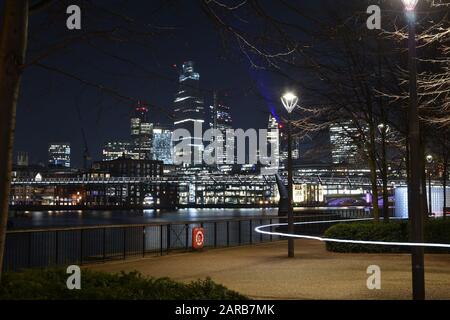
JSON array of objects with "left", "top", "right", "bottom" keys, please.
[
  {"left": 0, "top": 268, "right": 247, "bottom": 300},
  {"left": 324, "top": 218, "right": 450, "bottom": 253}
]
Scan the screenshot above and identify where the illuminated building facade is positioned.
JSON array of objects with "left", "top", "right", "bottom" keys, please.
[
  {"left": 93, "top": 157, "right": 163, "bottom": 178},
  {"left": 329, "top": 121, "right": 361, "bottom": 165},
  {"left": 209, "top": 91, "right": 233, "bottom": 171},
  {"left": 152, "top": 124, "right": 173, "bottom": 164},
  {"left": 278, "top": 120, "right": 300, "bottom": 168},
  {"left": 48, "top": 143, "right": 70, "bottom": 168},
  {"left": 261, "top": 114, "right": 280, "bottom": 174},
  {"left": 131, "top": 102, "right": 153, "bottom": 160},
  {"left": 102, "top": 141, "right": 133, "bottom": 161},
  {"left": 173, "top": 61, "right": 205, "bottom": 166},
  {"left": 10, "top": 159, "right": 177, "bottom": 209}
]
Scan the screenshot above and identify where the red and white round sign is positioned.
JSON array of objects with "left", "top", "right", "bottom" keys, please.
[{"left": 192, "top": 227, "right": 205, "bottom": 249}]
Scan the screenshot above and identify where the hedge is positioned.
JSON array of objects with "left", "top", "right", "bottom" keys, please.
[
  {"left": 324, "top": 218, "right": 450, "bottom": 253},
  {"left": 0, "top": 268, "right": 247, "bottom": 300}
]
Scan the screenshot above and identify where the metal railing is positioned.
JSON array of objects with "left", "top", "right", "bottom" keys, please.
[{"left": 3, "top": 209, "right": 370, "bottom": 272}]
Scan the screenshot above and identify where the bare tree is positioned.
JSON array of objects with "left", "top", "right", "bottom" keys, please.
[{"left": 0, "top": 0, "right": 29, "bottom": 278}]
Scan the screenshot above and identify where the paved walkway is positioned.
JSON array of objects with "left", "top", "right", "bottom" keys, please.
[{"left": 86, "top": 240, "right": 450, "bottom": 300}]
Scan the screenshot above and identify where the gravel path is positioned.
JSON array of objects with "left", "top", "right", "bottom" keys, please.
[{"left": 86, "top": 240, "right": 450, "bottom": 300}]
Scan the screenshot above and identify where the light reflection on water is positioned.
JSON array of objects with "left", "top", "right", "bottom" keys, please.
[
  {"left": 9, "top": 208, "right": 279, "bottom": 229},
  {"left": 9, "top": 207, "right": 370, "bottom": 230}
]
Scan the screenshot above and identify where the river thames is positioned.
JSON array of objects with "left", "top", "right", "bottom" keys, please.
[{"left": 7, "top": 207, "right": 369, "bottom": 229}]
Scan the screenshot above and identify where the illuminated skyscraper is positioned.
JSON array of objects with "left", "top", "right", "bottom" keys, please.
[
  {"left": 278, "top": 118, "right": 299, "bottom": 168},
  {"left": 209, "top": 91, "right": 233, "bottom": 171},
  {"left": 173, "top": 61, "right": 205, "bottom": 166},
  {"left": 329, "top": 120, "right": 361, "bottom": 165},
  {"left": 131, "top": 101, "right": 153, "bottom": 160},
  {"left": 48, "top": 143, "right": 70, "bottom": 168},
  {"left": 261, "top": 114, "right": 280, "bottom": 174},
  {"left": 152, "top": 124, "right": 173, "bottom": 164}
]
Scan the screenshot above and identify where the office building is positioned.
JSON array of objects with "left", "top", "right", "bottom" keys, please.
[
  {"left": 209, "top": 90, "right": 233, "bottom": 171},
  {"left": 329, "top": 120, "right": 361, "bottom": 165},
  {"left": 173, "top": 61, "right": 205, "bottom": 166},
  {"left": 152, "top": 124, "right": 173, "bottom": 164},
  {"left": 93, "top": 156, "right": 163, "bottom": 178},
  {"left": 131, "top": 101, "right": 153, "bottom": 160},
  {"left": 48, "top": 143, "right": 70, "bottom": 168},
  {"left": 261, "top": 114, "right": 280, "bottom": 174},
  {"left": 102, "top": 141, "right": 133, "bottom": 161}
]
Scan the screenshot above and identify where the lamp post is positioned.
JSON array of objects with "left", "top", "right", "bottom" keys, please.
[
  {"left": 401, "top": 0, "right": 425, "bottom": 300},
  {"left": 426, "top": 155, "right": 433, "bottom": 215},
  {"left": 281, "top": 92, "right": 298, "bottom": 258}
]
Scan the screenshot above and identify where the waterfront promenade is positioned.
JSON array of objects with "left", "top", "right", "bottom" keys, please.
[{"left": 86, "top": 239, "right": 450, "bottom": 300}]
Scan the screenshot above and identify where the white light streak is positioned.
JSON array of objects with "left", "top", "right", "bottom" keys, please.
[{"left": 255, "top": 218, "right": 450, "bottom": 249}]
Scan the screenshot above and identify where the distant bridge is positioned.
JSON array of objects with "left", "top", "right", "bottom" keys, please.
[{"left": 11, "top": 174, "right": 408, "bottom": 188}]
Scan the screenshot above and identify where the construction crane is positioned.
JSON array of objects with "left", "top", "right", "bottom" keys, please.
[{"left": 75, "top": 99, "right": 92, "bottom": 170}]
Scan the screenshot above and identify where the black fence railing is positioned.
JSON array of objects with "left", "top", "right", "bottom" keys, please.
[{"left": 3, "top": 209, "right": 371, "bottom": 272}]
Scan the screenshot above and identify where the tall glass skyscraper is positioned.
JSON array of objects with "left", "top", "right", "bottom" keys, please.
[
  {"left": 131, "top": 101, "right": 153, "bottom": 160},
  {"left": 261, "top": 114, "right": 280, "bottom": 174},
  {"left": 278, "top": 118, "right": 299, "bottom": 169},
  {"left": 209, "top": 90, "right": 233, "bottom": 170},
  {"left": 329, "top": 120, "right": 361, "bottom": 165},
  {"left": 173, "top": 61, "right": 204, "bottom": 166}
]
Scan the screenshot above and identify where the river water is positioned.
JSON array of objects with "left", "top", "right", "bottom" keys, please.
[
  {"left": 8, "top": 208, "right": 280, "bottom": 229},
  {"left": 8, "top": 207, "right": 368, "bottom": 229}
]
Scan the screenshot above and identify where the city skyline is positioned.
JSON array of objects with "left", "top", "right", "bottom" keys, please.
[
  {"left": 1, "top": 0, "right": 449, "bottom": 304},
  {"left": 12, "top": 1, "right": 299, "bottom": 168},
  {"left": 14, "top": 57, "right": 287, "bottom": 167}
]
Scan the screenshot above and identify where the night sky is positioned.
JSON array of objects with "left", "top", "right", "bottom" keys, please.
[{"left": 11, "top": 0, "right": 325, "bottom": 167}]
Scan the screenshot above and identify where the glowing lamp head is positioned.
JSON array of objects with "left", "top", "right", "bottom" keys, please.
[
  {"left": 426, "top": 154, "right": 433, "bottom": 163},
  {"left": 377, "top": 123, "right": 390, "bottom": 134},
  {"left": 281, "top": 92, "right": 299, "bottom": 114},
  {"left": 401, "top": 0, "right": 418, "bottom": 11}
]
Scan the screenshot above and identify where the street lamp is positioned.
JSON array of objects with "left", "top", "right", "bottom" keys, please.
[
  {"left": 401, "top": 0, "right": 425, "bottom": 300},
  {"left": 402, "top": 0, "right": 419, "bottom": 11},
  {"left": 377, "top": 123, "right": 390, "bottom": 134},
  {"left": 427, "top": 155, "right": 433, "bottom": 215},
  {"left": 281, "top": 92, "right": 298, "bottom": 258}
]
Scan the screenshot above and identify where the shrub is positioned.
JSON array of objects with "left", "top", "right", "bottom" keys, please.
[
  {"left": 324, "top": 218, "right": 450, "bottom": 254},
  {"left": 0, "top": 269, "right": 247, "bottom": 300},
  {"left": 424, "top": 218, "right": 450, "bottom": 253}
]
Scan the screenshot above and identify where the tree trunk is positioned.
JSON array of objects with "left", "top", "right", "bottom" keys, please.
[
  {"left": 419, "top": 137, "right": 428, "bottom": 219},
  {"left": 367, "top": 126, "right": 379, "bottom": 222},
  {"left": 444, "top": 152, "right": 448, "bottom": 219},
  {"left": 406, "top": 137, "right": 411, "bottom": 218},
  {"left": 381, "top": 129, "right": 389, "bottom": 222},
  {"left": 0, "top": 0, "right": 29, "bottom": 277},
  {"left": 368, "top": 155, "right": 380, "bottom": 222}
]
